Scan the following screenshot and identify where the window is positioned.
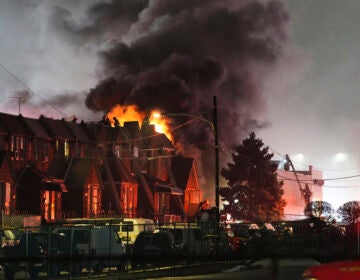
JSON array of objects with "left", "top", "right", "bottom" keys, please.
[
  {"left": 42, "top": 142, "right": 49, "bottom": 159},
  {"left": 42, "top": 191, "right": 60, "bottom": 221},
  {"left": 64, "top": 140, "right": 70, "bottom": 158},
  {"left": 1, "top": 183, "right": 11, "bottom": 215},
  {"left": 84, "top": 184, "right": 101, "bottom": 217},
  {"left": 9, "top": 136, "right": 25, "bottom": 160},
  {"left": 121, "top": 221, "right": 134, "bottom": 232},
  {"left": 113, "top": 145, "right": 120, "bottom": 158},
  {"left": 33, "top": 139, "right": 38, "bottom": 161}
]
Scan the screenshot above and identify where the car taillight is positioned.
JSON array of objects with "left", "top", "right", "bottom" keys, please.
[{"left": 302, "top": 269, "right": 318, "bottom": 280}]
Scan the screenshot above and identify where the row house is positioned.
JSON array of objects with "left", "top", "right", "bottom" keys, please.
[{"left": 0, "top": 112, "right": 202, "bottom": 224}]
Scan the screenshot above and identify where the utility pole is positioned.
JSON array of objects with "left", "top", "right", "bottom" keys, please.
[
  {"left": 8, "top": 96, "right": 30, "bottom": 115},
  {"left": 213, "top": 96, "right": 220, "bottom": 221},
  {"left": 213, "top": 96, "right": 220, "bottom": 255}
]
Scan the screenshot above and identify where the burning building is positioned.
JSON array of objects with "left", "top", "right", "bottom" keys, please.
[{"left": 0, "top": 111, "right": 202, "bottom": 224}]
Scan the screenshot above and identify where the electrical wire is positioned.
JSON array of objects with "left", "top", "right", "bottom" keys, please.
[
  {"left": 218, "top": 104, "right": 360, "bottom": 176},
  {"left": 0, "top": 61, "right": 68, "bottom": 117}
]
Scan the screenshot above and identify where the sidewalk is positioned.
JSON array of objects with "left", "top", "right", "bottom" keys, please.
[{"left": 114, "top": 261, "right": 244, "bottom": 279}]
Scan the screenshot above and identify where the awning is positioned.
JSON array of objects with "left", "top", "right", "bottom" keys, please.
[
  {"left": 155, "top": 184, "right": 183, "bottom": 195},
  {"left": 41, "top": 179, "right": 68, "bottom": 192}
]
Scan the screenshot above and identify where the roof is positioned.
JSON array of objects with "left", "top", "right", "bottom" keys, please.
[
  {"left": 39, "top": 115, "right": 75, "bottom": 139},
  {"left": 113, "top": 126, "right": 129, "bottom": 142},
  {"left": 0, "top": 150, "right": 17, "bottom": 184},
  {"left": 0, "top": 113, "right": 32, "bottom": 135},
  {"left": 143, "top": 174, "right": 183, "bottom": 195},
  {"left": 85, "top": 123, "right": 117, "bottom": 142},
  {"left": 46, "top": 158, "right": 70, "bottom": 179},
  {"left": 64, "top": 121, "right": 92, "bottom": 143},
  {"left": 20, "top": 116, "right": 52, "bottom": 140},
  {"left": 123, "top": 121, "right": 141, "bottom": 139},
  {"left": 155, "top": 133, "right": 175, "bottom": 150},
  {"left": 41, "top": 179, "right": 67, "bottom": 192},
  {"left": 18, "top": 166, "right": 65, "bottom": 191},
  {"left": 171, "top": 157, "right": 194, "bottom": 190},
  {"left": 65, "top": 158, "right": 96, "bottom": 188},
  {"left": 103, "top": 158, "right": 137, "bottom": 183}
]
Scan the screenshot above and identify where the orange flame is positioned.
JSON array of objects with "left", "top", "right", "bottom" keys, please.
[
  {"left": 149, "top": 110, "right": 173, "bottom": 141},
  {"left": 107, "top": 104, "right": 145, "bottom": 126},
  {"left": 106, "top": 105, "right": 173, "bottom": 141}
]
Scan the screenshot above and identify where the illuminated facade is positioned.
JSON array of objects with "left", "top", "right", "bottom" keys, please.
[
  {"left": 0, "top": 112, "right": 201, "bottom": 223},
  {"left": 277, "top": 165, "right": 323, "bottom": 220}
]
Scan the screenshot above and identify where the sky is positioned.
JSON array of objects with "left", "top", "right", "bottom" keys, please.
[{"left": 0, "top": 0, "right": 359, "bottom": 210}]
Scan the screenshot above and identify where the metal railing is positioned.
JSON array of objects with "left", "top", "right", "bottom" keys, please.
[{"left": 0, "top": 220, "right": 358, "bottom": 279}]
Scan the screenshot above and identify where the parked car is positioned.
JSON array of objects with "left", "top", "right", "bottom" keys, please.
[
  {"left": 158, "top": 224, "right": 213, "bottom": 257},
  {"left": 0, "top": 229, "right": 17, "bottom": 247},
  {"left": 2, "top": 231, "right": 68, "bottom": 280},
  {"left": 131, "top": 231, "right": 175, "bottom": 268},
  {"left": 303, "top": 259, "right": 360, "bottom": 280}
]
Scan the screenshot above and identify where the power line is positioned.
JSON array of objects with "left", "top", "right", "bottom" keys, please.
[
  {"left": 277, "top": 173, "right": 360, "bottom": 182},
  {"left": 218, "top": 104, "right": 360, "bottom": 176},
  {"left": 0, "top": 61, "right": 68, "bottom": 117}
]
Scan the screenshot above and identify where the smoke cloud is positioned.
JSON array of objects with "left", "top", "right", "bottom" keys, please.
[{"left": 49, "top": 0, "right": 290, "bottom": 201}]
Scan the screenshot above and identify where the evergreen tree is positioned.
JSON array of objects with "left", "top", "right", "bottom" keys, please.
[{"left": 220, "top": 132, "right": 285, "bottom": 222}]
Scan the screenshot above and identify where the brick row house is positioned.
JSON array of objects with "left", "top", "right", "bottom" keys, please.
[{"left": 0, "top": 112, "right": 202, "bottom": 224}]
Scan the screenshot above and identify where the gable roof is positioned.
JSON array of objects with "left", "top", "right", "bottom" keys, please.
[
  {"left": 65, "top": 158, "right": 95, "bottom": 188},
  {"left": 123, "top": 121, "right": 141, "bottom": 139},
  {"left": 46, "top": 158, "right": 69, "bottom": 179},
  {"left": 85, "top": 123, "right": 117, "bottom": 142},
  {"left": 0, "top": 150, "right": 17, "bottom": 184},
  {"left": 0, "top": 113, "right": 32, "bottom": 135},
  {"left": 47, "top": 158, "right": 97, "bottom": 189},
  {"left": 171, "top": 157, "right": 194, "bottom": 190},
  {"left": 18, "top": 165, "right": 67, "bottom": 192},
  {"left": 39, "top": 115, "right": 75, "bottom": 140},
  {"left": 102, "top": 158, "right": 137, "bottom": 184},
  {"left": 64, "top": 121, "right": 92, "bottom": 143},
  {"left": 20, "top": 115, "right": 52, "bottom": 140},
  {"left": 155, "top": 133, "right": 175, "bottom": 150}
]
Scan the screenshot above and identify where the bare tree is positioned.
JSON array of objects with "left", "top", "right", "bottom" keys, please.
[
  {"left": 304, "top": 200, "right": 334, "bottom": 221},
  {"left": 337, "top": 201, "right": 360, "bottom": 225}
]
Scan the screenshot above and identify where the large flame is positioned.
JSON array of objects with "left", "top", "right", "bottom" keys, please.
[
  {"left": 106, "top": 105, "right": 173, "bottom": 141},
  {"left": 149, "top": 110, "right": 173, "bottom": 141}
]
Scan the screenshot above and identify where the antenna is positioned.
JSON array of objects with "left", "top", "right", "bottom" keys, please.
[{"left": 8, "top": 96, "right": 31, "bottom": 115}]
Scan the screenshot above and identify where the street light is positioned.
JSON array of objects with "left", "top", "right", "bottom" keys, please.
[{"left": 161, "top": 96, "right": 220, "bottom": 224}]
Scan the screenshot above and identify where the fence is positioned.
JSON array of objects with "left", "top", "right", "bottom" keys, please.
[{"left": 0, "top": 220, "right": 358, "bottom": 279}]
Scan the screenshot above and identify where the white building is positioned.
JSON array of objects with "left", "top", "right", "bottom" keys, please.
[{"left": 277, "top": 165, "right": 323, "bottom": 220}]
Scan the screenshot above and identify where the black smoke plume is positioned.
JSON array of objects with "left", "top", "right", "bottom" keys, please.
[{"left": 51, "top": 0, "right": 289, "bottom": 201}]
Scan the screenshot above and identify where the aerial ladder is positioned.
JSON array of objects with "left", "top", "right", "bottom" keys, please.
[{"left": 284, "top": 154, "right": 312, "bottom": 205}]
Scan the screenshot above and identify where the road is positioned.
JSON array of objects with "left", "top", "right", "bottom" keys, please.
[
  {"left": 0, "top": 258, "right": 320, "bottom": 280},
  {"left": 144, "top": 259, "right": 320, "bottom": 280}
]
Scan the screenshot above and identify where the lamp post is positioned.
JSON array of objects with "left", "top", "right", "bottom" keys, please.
[{"left": 163, "top": 96, "right": 220, "bottom": 223}]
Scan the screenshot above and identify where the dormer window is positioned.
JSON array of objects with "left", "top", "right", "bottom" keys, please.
[
  {"left": 113, "top": 145, "right": 120, "bottom": 158},
  {"left": 10, "top": 135, "right": 25, "bottom": 160},
  {"left": 64, "top": 140, "right": 70, "bottom": 158}
]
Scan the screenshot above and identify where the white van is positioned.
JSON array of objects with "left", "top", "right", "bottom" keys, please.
[
  {"left": 62, "top": 217, "right": 155, "bottom": 245},
  {"left": 52, "top": 225, "right": 126, "bottom": 273},
  {"left": 116, "top": 218, "right": 155, "bottom": 245}
]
